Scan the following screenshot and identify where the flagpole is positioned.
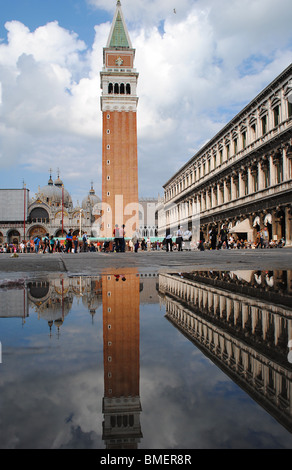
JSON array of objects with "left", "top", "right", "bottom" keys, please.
[
  {"left": 23, "top": 182, "right": 26, "bottom": 242},
  {"left": 62, "top": 184, "right": 64, "bottom": 237}
]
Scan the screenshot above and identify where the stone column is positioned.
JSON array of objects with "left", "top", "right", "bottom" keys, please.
[
  {"left": 231, "top": 175, "right": 237, "bottom": 200},
  {"left": 282, "top": 146, "right": 288, "bottom": 182},
  {"left": 211, "top": 186, "right": 216, "bottom": 207},
  {"left": 247, "top": 166, "right": 252, "bottom": 194},
  {"left": 258, "top": 160, "right": 265, "bottom": 190},
  {"left": 217, "top": 184, "right": 223, "bottom": 205},
  {"left": 239, "top": 170, "right": 245, "bottom": 197},
  {"left": 269, "top": 153, "right": 277, "bottom": 186},
  {"left": 285, "top": 206, "right": 292, "bottom": 246}
]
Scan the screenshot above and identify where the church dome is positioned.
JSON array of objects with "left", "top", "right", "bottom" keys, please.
[
  {"left": 54, "top": 176, "right": 63, "bottom": 187},
  {"left": 82, "top": 184, "right": 101, "bottom": 210},
  {"left": 38, "top": 175, "right": 72, "bottom": 206}
]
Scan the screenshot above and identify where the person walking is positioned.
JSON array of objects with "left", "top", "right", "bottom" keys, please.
[
  {"left": 73, "top": 234, "right": 78, "bottom": 253},
  {"left": 176, "top": 226, "right": 183, "bottom": 251},
  {"left": 146, "top": 237, "right": 151, "bottom": 251},
  {"left": 120, "top": 224, "right": 126, "bottom": 252},
  {"left": 166, "top": 233, "right": 173, "bottom": 252},
  {"left": 113, "top": 225, "right": 120, "bottom": 252},
  {"left": 43, "top": 233, "right": 50, "bottom": 253},
  {"left": 210, "top": 227, "right": 217, "bottom": 250},
  {"left": 49, "top": 235, "right": 55, "bottom": 253},
  {"left": 34, "top": 236, "right": 40, "bottom": 253},
  {"left": 199, "top": 230, "right": 205, "bottom": 251},
  {"left": 132, "top": 230, "right": 139, "bottom": 253},
  {"left": 220, "top": 224, "right": 229, "bottom": 249},
  {"left": 82, "top": 232, "right": 88, "bottom": 252},
  {"left": 66, "top": 230, "right": 73, "bottom": 253}
]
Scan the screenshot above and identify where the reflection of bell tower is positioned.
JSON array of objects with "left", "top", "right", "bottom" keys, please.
[
  {"left": 100, "top": 0, "right": 139, "bottom": 237},
  {"left": 102, "top": 269, "right": 142, "bottom": 449}
]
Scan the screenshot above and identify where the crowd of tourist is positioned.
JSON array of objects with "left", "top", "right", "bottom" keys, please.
[
  {"left": 196, "top": 225, "right": 286, "bottom": 251},
  {"left": 0, "top": 225, "right": 286, "bottom": 254}
]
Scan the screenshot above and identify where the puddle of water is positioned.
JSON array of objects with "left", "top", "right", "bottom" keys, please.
[{"left": 0, "top": 269, "right": 292, "bottom": 449}]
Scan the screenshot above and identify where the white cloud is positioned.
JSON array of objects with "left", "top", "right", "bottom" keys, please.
[{"left": 0, "top": 0, "right": 292, "bottom": 202}]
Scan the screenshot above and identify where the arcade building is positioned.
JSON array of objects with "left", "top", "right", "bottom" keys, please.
[{"left": 159, "top": 64, "right": 292, "bottom": 246}]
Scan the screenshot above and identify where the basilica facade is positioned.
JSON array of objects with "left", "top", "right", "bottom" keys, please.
[
  {"left": 159, "top": 64, "right": 292, "bottom": 246},
  {"left": 0, "top": 174, "right": 101, "bottom": 245}
]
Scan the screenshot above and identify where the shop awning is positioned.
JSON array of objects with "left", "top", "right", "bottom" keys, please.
[{"left": 229, "top": 219, "right": 253, "bottom": 234}]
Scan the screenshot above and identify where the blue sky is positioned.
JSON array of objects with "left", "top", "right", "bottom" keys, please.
[
  {"left": 0, "top": 0, "right": 110, "bottom": 46},
  {"left": 0, "top": 0, "right": 292, "bottom": 206}
]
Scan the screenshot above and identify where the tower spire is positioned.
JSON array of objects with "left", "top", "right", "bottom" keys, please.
[{"left": 107, "top": 0, "right": 132, "bottom": 49}]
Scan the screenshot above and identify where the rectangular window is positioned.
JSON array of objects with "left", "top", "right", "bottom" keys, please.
[
  {"left": 235, "top": 180, "right": 239, "bottom": 198},
  {"left": 219, "top": 150, "right": 223, "bottom": 164},
  {"left": 264, "top": 169, "right": 270, "bottom": 188},
  {"left": 242, "top": 132, "right": 246, "bottom": 148},
  {"left": 251, "top": 124, "right": 256, "bottom": 140},
  {"left": 253, "top": 173, "right": 258, "bottom": 192},
  {"left": 226, "top": 145, "right": 230, "bottom": 159},
  {"left": 261, "top": 115, "right": 267, "bottom": 135},
  {"left": 234, "top": 139, "right": 238, "bottom": 155},
  {"left": 273, "top": 106, "right": 280, "bottom": 127},
  {"left": 228, "top": 184, "right": 231, "bottom": 200},
  {"left": 289, "top": 158, "right": 292, "bottom": 180},
  {"left": 276, "top": 162, "right": 283, "bottom": 184},
  {"left": 214, "top": 191, "right": 218, "bottom": 206},
  {"left": 245, "top": 178, "right": 248, "bottom": 195},
  {"left": 288, "top": 101, "right": 292, "bottom": 118}
]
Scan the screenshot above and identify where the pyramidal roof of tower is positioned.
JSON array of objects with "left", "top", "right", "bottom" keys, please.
[{"left": 106, "top": 1, "right": 133, "bottom": 49}]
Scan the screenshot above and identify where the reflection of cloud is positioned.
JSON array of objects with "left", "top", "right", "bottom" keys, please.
[
  {"left": 58, "top": 425, "right": 99, "bottom": 449},
  {"left": 0, "top": 366, "right": 104, "bottom": 449},
  {"left": 0, "top": 297, "right": 105, "bottom": 449},
  {"left": 139, "top": 306, "right": 292, "bottom": 449},
  {"left": 1, "top": 274, "right": 292, "bottom": 449},
  {"left": 140, "top": 359, "right": 291, "bottom": 449}
]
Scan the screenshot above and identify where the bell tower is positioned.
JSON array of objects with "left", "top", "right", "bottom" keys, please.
[{"left": 100, "top": 0, "right": 139, "bottom": 238}]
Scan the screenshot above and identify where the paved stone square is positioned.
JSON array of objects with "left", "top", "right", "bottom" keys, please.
[{"left": 0, "top": 247, "right": 291, "bottom": 279}]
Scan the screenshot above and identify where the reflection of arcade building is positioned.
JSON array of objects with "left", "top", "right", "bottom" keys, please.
[
  {"left": 159, "top": 270, "right": 292, "bottom": 432},
  {"left": 0, "top": 174, "right": 101, "bottom": 245}
]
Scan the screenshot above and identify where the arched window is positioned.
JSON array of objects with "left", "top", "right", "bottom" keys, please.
[
  {"left": 120, "top": 83, "right": 125, "bottom": 94},
  {"left": 126, "top": 84, "right": 131, "bottom": 94},
  {"left": 114, "top": 83, "right": 119, "bottom": 94},
  {"left": 108, "top": 83, "right": 113, "bottom": 94},
  {"left": 29, "top": 208, "right": 49, "bottom": 223}
]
